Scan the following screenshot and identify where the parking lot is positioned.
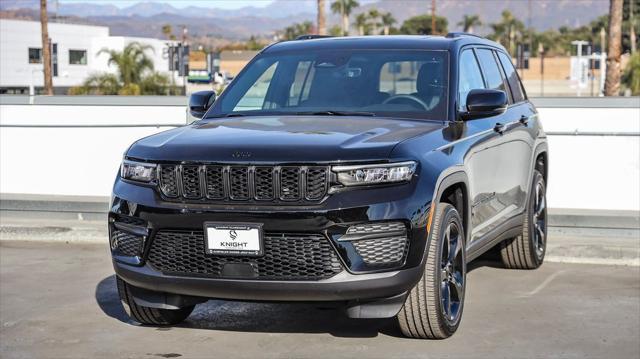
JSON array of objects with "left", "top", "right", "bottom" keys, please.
[{"left": 1, "top": 238, "right": 638, "bottom": 359}]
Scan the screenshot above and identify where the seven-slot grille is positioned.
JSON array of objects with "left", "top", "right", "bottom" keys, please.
[{"left": 158, "top": 164, "right": 329, "bottom": 203}]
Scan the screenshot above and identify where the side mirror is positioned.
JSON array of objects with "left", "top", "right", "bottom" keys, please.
[
  {"left": 189, "top": 90, "right": 217, "bottom": 119},
  {"left": 461, "top": 89, "right": 508, "bottom": 120}
]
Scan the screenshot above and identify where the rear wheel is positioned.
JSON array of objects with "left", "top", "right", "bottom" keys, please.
[
  {"left": 117, "top": 276, "right": 194, "bottom": 325},
  {"left": 396, "top": 203, "right": 466, "bottom": 339},
  {"left": 500, "top": 170, "right": 547, "bottom": 269}
]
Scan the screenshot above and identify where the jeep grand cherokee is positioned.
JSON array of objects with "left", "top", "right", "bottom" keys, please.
[{"left": 110, "top": 33, "right": 548, "bottom": 339}]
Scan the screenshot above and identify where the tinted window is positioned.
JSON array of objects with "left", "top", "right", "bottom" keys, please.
[
  {"left": 212, "top": 50, "right": 449, "bottom": 120},
  {"left": 475, "top": 49, "right": 507, "bottom": 93},
  {"left": 28, "top": 48, "right": 42, "bottom": 64},
  {"left": 497, "top": 52, "right": 526, "bottom": 102},
  {"left": 458, "top": 49, "right": 486, "bottom": 111},
  {"left": 69, "top": 50, "right": 87, "bottom": 65}
]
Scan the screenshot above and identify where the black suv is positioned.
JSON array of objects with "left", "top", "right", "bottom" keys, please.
[{"left": 111, "top": 34, "right": 548, "bottom": 339}]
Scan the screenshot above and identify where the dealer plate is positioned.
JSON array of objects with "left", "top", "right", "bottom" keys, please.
[{"left": 204, "top": 222, "right": 264, "bottom": 256}]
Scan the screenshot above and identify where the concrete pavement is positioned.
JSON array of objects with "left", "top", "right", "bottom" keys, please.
[{"left": 1, "top": 240, "right": 639, "bottom": 359}]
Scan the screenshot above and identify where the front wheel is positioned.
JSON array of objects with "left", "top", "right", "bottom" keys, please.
[
  {"left": 117, "top": 276, "right": 194, "bottom": 326},
  {"left": 396, "top": 203, "right": 466, "bottom": 339}
]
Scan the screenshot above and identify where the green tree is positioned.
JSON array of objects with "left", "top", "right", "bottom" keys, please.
[
  {"left": 70, "top": 42, "right": 171, "bottom": 95},
  {"left": 488, "top": 10, "right": 526, "bottom": 56},
  {"left": 328, "top": 24, "right": 344, "bottom": 36},
  {"left": 381, "top": 12, "right": 396, "bottom": 35},
  {"left": 399, "top": 14, "right": 448, "bottom": 35},
  {"left": 457, "top": 14, "right": 482, "bottom": 34},
  {"left": 355, "top": 13, "right": 370, "bottom": 35},
  {"left": 98, "top": 42, "right": 154, "bottom": 85},
  {"left": 161, "top": 24, "right": 176, "bottom": 40},
  {"left": 368, "top": 8, "right": 381, "bottom": 35},
  {"left": 279, "top": 21, "right": 314, "bottom": 40},
  {"left": 330, "top": 0, "right": 359, "bottom": 35},
  {"left": 622, "top": 52, "right": 640, "bottom": 94}
]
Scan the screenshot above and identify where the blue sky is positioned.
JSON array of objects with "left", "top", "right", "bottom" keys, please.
[{"left": 58, "top": 0, "right": 276, "bottom": 9}]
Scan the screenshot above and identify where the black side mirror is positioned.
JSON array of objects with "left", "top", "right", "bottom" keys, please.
[
  {"left": 189, "top": 90, "right": 217, "bottom": 119},
  {"left": 461, "top": 89, "right": 508, "bottom": 120}
]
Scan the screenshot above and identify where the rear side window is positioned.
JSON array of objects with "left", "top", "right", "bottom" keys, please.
[
  {"left": 497, "top": 52, "right": 526, "bottom": 103},
  {"left": 475, "top": 49, "right": 507, "bottom": 94},
  {"left": 458, "top": 49, "right": 486, "bottom": 111}
]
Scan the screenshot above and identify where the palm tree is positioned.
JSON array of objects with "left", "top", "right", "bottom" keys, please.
[
  {"left": 355, "top": 13, "right": 370, "bottom": 35},
  {"left": 98, "top": 42, "right": 155, "bottom": 86},
  {"left": 381, "top": 12, "right": 396, "bottom": 35},
  {"left": 368, "top": 8, "right": 381, "bottom": 35},
  {"left": 489, "top": 10, "right": 525, "bottom": 56},
  {"left": 39, "top": 0, "right": 53, "bottom": 95},
  {"left": 605, "top": 0, "right": 624, "bottom": 96},
  {"left": 331, "top": 0, "right": 360, "bottom": 36},
  {"left": 457, "top": 14, "right": 482, "bottom": 34},
  {"left": 70, "top": 42, "right": 171, "bottom": 95},
  {"left": 317, "top": 0, "right": 326, "bottom": 35},
  {"left": 161, "top": 24, "right": 176, "bottom": 40}
]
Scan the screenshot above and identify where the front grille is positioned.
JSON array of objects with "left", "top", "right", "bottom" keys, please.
[
  {"left": 353, "top": 236, "right": 409, "bottom": 265},
  {"left": 148, "top": 231, "right": 343, "bottom": 280},
  {"left": 158, "top": 164, "right": 329, "bottom": 203},
  {"left": 111, "top": 230, "right": 143, "bottom": 257}
]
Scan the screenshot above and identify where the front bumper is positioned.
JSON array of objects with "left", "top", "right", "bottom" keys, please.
[
  {"left": 110, "top": 176, "right": 433, "bottom": 303},
  {"left": 114, "top": 259, "right": 423, "bottom": 301}
]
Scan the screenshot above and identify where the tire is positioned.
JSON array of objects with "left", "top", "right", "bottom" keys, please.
[
  {"left": 396, "top": 203, "right": 466, "bottom": 339},
  {"left": 116, "top": 276, "right": 194, "bottom": 326},
  {"left": 500, "top": 170, "right": 547, "bottom": 269}
]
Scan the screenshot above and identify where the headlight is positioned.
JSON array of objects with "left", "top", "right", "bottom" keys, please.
[
  {"left": 120, "top": 160, "right": 156, "bottom": 183},
  {"left": 333, "top": 161, "right": 417, "bottom": 186}
]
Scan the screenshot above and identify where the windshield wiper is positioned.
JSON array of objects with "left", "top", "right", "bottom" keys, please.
[
  {"left": 205, "top": 113, "right": 246, "bottom": 119},
  {"left": 295, "top": 110, "right": 376, "bottom": 117}
]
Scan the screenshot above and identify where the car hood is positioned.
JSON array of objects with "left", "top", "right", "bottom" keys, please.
[{"left": 127, "top": 115, "right": 445, "bottom": 163}]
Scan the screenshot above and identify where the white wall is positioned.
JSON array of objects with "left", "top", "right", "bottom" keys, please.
[
  {"left": 0, "top": 19, "right": 109, "bottom": 88},
  {"left": 0, "top": 19, "right": 182, "bottom": 89},
  {"left": 0, "top": 101, "right": 638, "bottom": 211}
]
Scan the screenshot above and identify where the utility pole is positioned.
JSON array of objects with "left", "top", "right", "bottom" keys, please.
[
  {"left": 317, "top": 0, "right": 326, "bottom": 35},
  {"left": 431, "top": 0, "right": 436, "bottom": 35},
  {"left": 40, "top": 0, "right": 53, "bottom": 95}
]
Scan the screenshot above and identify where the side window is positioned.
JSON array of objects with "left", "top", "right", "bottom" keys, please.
[
  {"left": 233, "top": 62, "right": 278, "bottom": 111},
  {"left": 458, "top": 49, "right": 485, "bottom": 111},
  {"left": 475, "top": 49, "right": 507, "bottom": 94},
  {"left": 497, "top": 52, "right": 526, "bottom": 103}
]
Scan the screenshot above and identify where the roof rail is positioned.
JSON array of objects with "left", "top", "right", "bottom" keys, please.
[
  {"left": 446, "top": 32, "right": 484, "bottom": 39},
  {"left": 295, "top": 35, "right": 334, "bottom": 40}
]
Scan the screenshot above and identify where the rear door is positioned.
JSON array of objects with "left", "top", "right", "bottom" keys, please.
[{"left": 495, "top": 50, "right": 537, "bottom": 211}]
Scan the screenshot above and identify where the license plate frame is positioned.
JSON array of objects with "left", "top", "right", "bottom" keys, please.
[{"left": 203, "top": 222, "right": 264, "bottom": 257}]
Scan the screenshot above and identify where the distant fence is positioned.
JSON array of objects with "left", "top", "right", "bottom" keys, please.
[{"left": 1, "top": 96, "right": 638, "bottom": 211}]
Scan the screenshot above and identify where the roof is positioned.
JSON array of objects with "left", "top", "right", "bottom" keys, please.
[{"left": 265, "top": 34, "right": 506, "bottom": 54}]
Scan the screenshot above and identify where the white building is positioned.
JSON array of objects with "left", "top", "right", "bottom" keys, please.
[{"left": 0, "top": 19, "right": 183, "bottom": 94}]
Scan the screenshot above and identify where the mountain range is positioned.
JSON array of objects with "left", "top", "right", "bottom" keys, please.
[{"left": 0, "top": 0, "right": 610, "bottom": 40}]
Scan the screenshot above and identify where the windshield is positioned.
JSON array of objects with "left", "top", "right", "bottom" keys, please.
[{"left": 205, "top": 49, "right": 449, "bottom": 120}]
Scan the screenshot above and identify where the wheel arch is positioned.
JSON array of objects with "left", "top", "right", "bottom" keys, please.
[{"left": 431, "top": 169, "right": 471, "bottom": 245}]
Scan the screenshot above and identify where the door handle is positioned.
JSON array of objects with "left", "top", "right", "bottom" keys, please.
[
  {"left": 494, "top": 122, "right": 505, "bottom": 134},
  {"left": 519, "top": 115, "right": 529, "bottom": 125}
]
